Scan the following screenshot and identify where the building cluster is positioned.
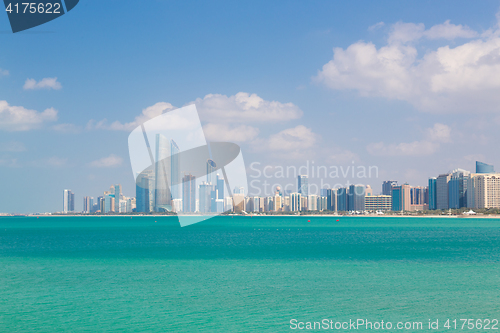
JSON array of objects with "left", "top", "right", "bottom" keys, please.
[{"left": 63, "top": 160, "right": 500, "bottom": 214}]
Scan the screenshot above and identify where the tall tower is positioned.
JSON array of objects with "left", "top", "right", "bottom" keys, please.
[
  {"left": 155, "top": 134, "right": 171, "bottom": 212},
  {"left": 182, "top": 174, "right": 196, "bottom": 213},
  {"left": 63, "top": 189, "right": 74, "bottom": 213},
  {"left": 298, "top": 175, "right": 309, "bottom": 197},
  {"left": 206, "top": 159, "right": 216, "bottom": 184},
  {"left": 170, "top": 140, "right": 180, "bottom": 200}
]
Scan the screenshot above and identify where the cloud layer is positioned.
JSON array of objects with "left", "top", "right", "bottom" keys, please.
[
  {"left": 24, "top": 77, "right": 62, "bottom": 90},
  {"left": 0, "top": 100, "right": 58, "bottom": 131},
  {"left": 315, "top": 18, "right": 500, "bottom": 113},
  {"left": 89, "top": 154, "right": 123, "bottom": 168}
]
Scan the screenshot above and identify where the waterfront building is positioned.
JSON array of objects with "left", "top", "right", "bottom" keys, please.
[
  {"left": 436, "top": 174, "right": 451, "bottom": 210},
  {"left": 391, "top": 184, "right": 411, "bottom": 211},
  {"left": 114, "top": 184, "right": 122, "bottom": 212},
  {"left": 83, "top": 196, "right": 93, "bottom": 214},
  {"left": 382, "top": 180, "right": 397, "bottom": 196},
  {"left": 474, "top": 173, "right": 500, "bottom": 208},
  {"left": 348, "top": 184, "right": 365, "bottom": 211},
  {"left": 337, "top": 187, "right": 348, "bottom": 212},
  {"left": 198, "top": 182, "right": 212, "bottom": 213},
  {"left": 318, "top": 196, "right": 328, "bottom": 211},
  {"left": 182, "top": 174, "right": 196, "bottom": 213},
  {"left": 449, "top": 169, "right": 470, "bottom": 209},
  {"left": 476, "top": 161, "right": 495, "bottom": 174},
  {"left": 155, "top": 134, "right": 171, "bottom": 212},
  {"left": 136, "top": 170, "right": 155, "bottom": 213},
  {"left": 290, "top": 193, "right": 301, "bottom": 212},
  {"left": 308, "top": 195, "right": 318, "bottom": 211},
  {"left": 365, "top": 195, "right": 392, "bottom": 211},
  {"left": 298, "top": 175, "right": 309, "bottom": 197},
  {"left": 274, "top": 195, "right": 282, "bottom": 211},
  {"left": 326, "top": 189, "right": 337, "bottom": 211},
  {"left": 63, "top": 189, "right": 74, "bottom": 213},
  {"left": 170, "top": 140, "right": 181, "bottom": 200},
  {"left": 428, "top": 178, "right": 437, "bottom": 210}
]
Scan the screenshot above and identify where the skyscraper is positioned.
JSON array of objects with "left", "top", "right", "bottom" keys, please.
[
  {"left": 391, "top": 184, "right": 411, "bottom": 211},
  {"left": 63, "top": 189, "right": 74, "bottom": 213},
  {"left": 182, "top": 174, "right": 196, "bottom": 213},
  {"left": 199, "top": 182, "right": 212, "bottom": 213},
  {"left": 216, "top": 174, "right": 224, "bottom": 200},
  {"left": 428, "top": 177, "right": 437, "bottom": 210},
  {"left": 170, "top": 140, "right": 180, "bottom": 200},
  {"left": 382, "top": 180, "right": 397, "bottom": 196},
  {"left": 476, "top": 161, "right": 495, "bottom": 174},
  {"left": 474, "top": 173, "right": 500, "bottom": 208},
  {"left": 436, "top": 173, "right": 451, "bottom": 210},
  {"left": 326, "top": 188, "right": 337, "bottom": 211},
  {"left": 136, "top": 169, "right": 155, "bottom": 213},
  {"left": 207, "top": 159, "right": 216, "bottom": 184},
  {"left": 113, "top": 184, "right": 122, "bottom": 213},
  {"left": 449, "top": 169, "right": 470, "bottom": 209},
  {"left": 348, "top": 184, "right": 365, "bottom": 211},
  {"left": 298, "top": 175, "right": 309, "bottom": 197},
  {"left": 83, "top": 196, "right": 93, "bottom": 214},
  {"left": 155, "top": 134, "right": 171, "bottom": 212},
  {"left": 337, "top": 187, "right": 348, "bottom": 211},
  {"left": 290, "top": 192, "right": 302, "bottom": 211}
]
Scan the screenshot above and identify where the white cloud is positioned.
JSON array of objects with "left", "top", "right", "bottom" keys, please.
[
  {"left": 314, "top": 17, "right": 500, "bottom": 113},
  {"left": 0, "top": 158, "right": 19, "bottom": 167},
  {"left": 0, "top": 68, "right": 9, "bottom": 76},
  {"left": 367, "top": 123, "right": 451, "bottom": 156},
  {"left": 191, "top": 92, "right": 303, "bottom": 123},
  {"left": 52, "top": 123, "right": 81, "bottom": 133},
  {"left": 89, "top": 154, "right": 123, "bottom": 168},
  {"left": 368, "top": 22, "right": 385, "bottom": 31},
  {"left": 203, "top": 123, "right": 259, "bottom": 142},
  {"left": 0, "top": 101, "right": 58, "bottom": 131},
  {"left": 253, "top": 125, "right": 318, "bottom": 160},
  {"left": 87, "top": 102, "right": 176, "bottom": 131},
  {"left": 0, "top": 141, "right": 26, "bottom": 152},
  {"left": 23, "top": 77, "right": 62, "bottom": 90}
]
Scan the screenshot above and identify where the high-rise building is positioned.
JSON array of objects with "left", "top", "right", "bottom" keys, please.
[
  {"left": 391, "top": 184, "right": 411, "bottom": 211},
  {"left": 348, "top": 184, "right": 365, "bottom": 211},
  {"left": 170, "top": 140, "right": 181, "bottom": 200},
  {"left": 113, "top": 184, "right": 122, "bottom": 213},
  {"left": 365, "top": 195, "right": 392, "bottom": 211},
  {"left": 382, "top": 181, "right": 397, "bottom": 196},
  {"left": 318, "top": 196, "right": 328, "bottom": 211},
  {"left": 233, "top": 186, "right": 245, "bottom": 194},
  {"left": 155, "top": 134, "right": 171, "bottom": 212},
  {"left": 207, "top": 159, "right": 216, "bottom": 184},
  {"left": 449, "top": 169, "right": 470, "bottom": 209},
  {"left": 298, "top": 175, "right": 309, "bottom": 197},
  {"left": 290, "top": 192, "right": 301, "bottom": 212},
  {"left": 476, "top": 161, "right": 495, "bottom": 174},
  {"left": 436, "top": 174, "right": 451, "bottom": 210},
  {"left": 337, "top": 187, "right": 348, "bottom": 211},
  {"left": 136, "top": 170, "right": 155, "bottom": 213},
  {"left": 216, "top": 174, "right": 225, "bottom": 200},
  {"left": 474, "top": 173, "right": 500, "bottom": 208},
  {"left": 233, "top": 193, "right": 245, "bottom": 212},
  {"left": 63, "top": 189, "right": 74, "bottom": 213},
  {"left": 273, "top": 195, "right": 282, "bottom": 211},
  {"left": 326, "top": 188, "right": 338, "bottom": 211},
  {"left": 83, "top": 196, "right": 93, "bottom": 214},
  {"left": 182, "top": 174, "right": 196, "bottom": 213},
  {"left": 104, "top": 194, "right": 115, "bottom": 213},
  {"left": 308, "top": 195, "right": 318, "bottom": 211},
  {"left": 199, "top": 182, "right": 212, "bottom": 213},
  {"left": 428, "top": 178, "right": 437, "bottom": 210}
]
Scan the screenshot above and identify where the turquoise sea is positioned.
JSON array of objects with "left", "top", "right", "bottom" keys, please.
[{"left": 1, "top": 216, "right": 500, "bottom": 332}]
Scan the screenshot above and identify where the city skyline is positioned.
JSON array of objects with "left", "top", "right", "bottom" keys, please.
[{"left": 3, "top": 1, "right": 500, "bottom": 213}]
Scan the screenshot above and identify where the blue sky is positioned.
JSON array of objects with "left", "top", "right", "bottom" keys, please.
[{"left": 1, "top": 0, "right": 500, "bottom": 213}]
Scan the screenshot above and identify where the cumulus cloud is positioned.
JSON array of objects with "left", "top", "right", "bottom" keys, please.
[
  {"left": 191, "top": 92, "right": 303, "bottom": 123},
  {"left": 23, "top": 77, "right": 62, "bottom": 90},
  {"left": 0, "top": 68, "right": 9, "bottom": 76},
  {"left": 367, "top": 123, "right": 451, "bottom": 156},
  {"left": 368, "top": 22, "right": 385, "bottom": 31},
  {"left": 203, "top": 123, "right": 259, "bottom": 142},
  {"left": 89, "top": 154, "right": 123, "bottom": 168},
  {"left": 0, "top": 100, "right": 58, "bottom": 131},
  {"left": 0, "top": 141, "right": 26, "bottom": 152},
  {"left": 314, "top": 17, "right": 500, "bottom": 113},
  {"left": 87, "top": 102, "right": 176, "bottom": 131}
]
